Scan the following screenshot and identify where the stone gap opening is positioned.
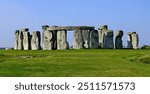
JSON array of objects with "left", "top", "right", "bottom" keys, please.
[{"left": 67, "top": 31, "right": 74, "bottom": 49}]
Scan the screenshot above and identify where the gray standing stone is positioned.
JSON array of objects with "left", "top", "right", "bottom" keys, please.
[
  {"left": 114, "top": 30, "right": 124, "bottom": 49},
  {"left": 90, "top": 30, "right": 99, "bottom": 48},
  {"left": 14, "top": 30, "right": 19, "bottom": 50},
  {"left": 127, "top": 32, "right": 139, "bottom": 49},
  {"left": 31, "top": 31, "right": 41, "bottom": 50},
  {"left": 127, "top": 32, "right": 132, "bottom": 48},
  {"left": 82, "top": 30, "right": 90, "bottom": 48},
  {"left": 22, "top": 31, "right": 30, "bottom": 50},
  {"left": 73, "top": 30, "right": 84, "bottom": 49},
  {"left": 131, "top": 32, "right": 139, "bottom": 49},
  {"left": 98, "top": 25, "right": 108, "bottom": 48},
  {"left": 104, "top": 30, "right": 114, "bottom": 49},
  {"left": 43, "top": 30, "right": 53, "bottom": 50},
  {"left": 57, "top": 30, "right": 68, "bottom": 50},
  {"left": 18, "top": 31, "right": 23, "bottom": 50}
]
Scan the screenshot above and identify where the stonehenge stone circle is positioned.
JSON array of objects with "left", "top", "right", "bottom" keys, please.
[
  {"left": 14, "top": 25, "right": 139, "bottom": 50},
  {"left": 31, "top": 31, "right": 41, "bottom": 50},
  {"left": 127, "top": 32, "right": 139, "bottom": 49},
  {"left": 114, "top": 30, "right": 123, "bottom": 49}
]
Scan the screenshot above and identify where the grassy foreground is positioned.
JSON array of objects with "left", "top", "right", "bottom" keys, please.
[{"left": 0, "top": 49, "right": 150, "bottom": 77}]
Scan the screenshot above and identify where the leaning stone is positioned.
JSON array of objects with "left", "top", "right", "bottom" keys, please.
[
  {"left": 89, "top": 30, "right": 99, "bottom": 48},
  {"left": 57, "top": 30, "right": 68, "bottom": 50},
  {"left": 73, "top": 30, "right": 84, "bottom": 49},
  {"left": 114, "top": 30, "right": 124, "bottom": 49},
  {"left": 31, "top": 31, "right": 41, "bottom": 50},
  {"left": 104, "top": 30, "right": 114, "bottom": 49}
]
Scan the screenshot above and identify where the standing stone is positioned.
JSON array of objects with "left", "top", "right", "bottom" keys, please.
[
  {"left": 18, "top": 31, "right": 23, "bottom": 50},
  {"left": 14, "top": 30, "right": 19, "bottom": 50},
  {"left": 57, "top": 30, "right": 68, "bottom": 50},
  {"left": 127, "top": 32, "right": 132, "bottom": 48},
  {"left": 114, "top": 30, "right": 124, "bottom": 49},
  {"left": 82, "top": 30, "right": 90, "bottom": 48},
  {"left": 22, "top": 31, "right": 30, "bottom": 50},
  {"left": 104, "top": 30, "right": 114, "bottom": 49},
  {"left": 73, "top": 30, "right": 84, "bottom": 49},
  {"left": 31, "top": 31, "right": 41, "bottom": 50},
  {"left": 43, "top": 30, "right": 53, "bottom": 50},
  {"left": 127, "top": 32, "right": 139, "bottom": 49},
  {"left": 89, "top": 30, "right": 99, "bottom": 48},
  {"left": 98, "top": 25, "right": 108, "bottom": 48},
  {"left": 131, "top": 32, "right": 139, "bottom": 49}
]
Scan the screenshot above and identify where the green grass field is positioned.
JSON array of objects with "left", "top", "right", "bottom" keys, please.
[{"left": 0, "top": 49, "right": 150, "bottom": 77}]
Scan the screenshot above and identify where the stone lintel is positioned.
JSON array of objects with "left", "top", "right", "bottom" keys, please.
[
  {"left": 127, "top": 32, "right": 137, "bottom": 35},
  {"left": 19, "top": 28, "right": 29, "bottom": 32},
  {"left": 46, "top": 26, "right": 95, "bottom": 31}
]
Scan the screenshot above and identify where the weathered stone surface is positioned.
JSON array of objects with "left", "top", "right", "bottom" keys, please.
[
  {"left": 18, "top": 31, "right": 23, "bottom": 50},
  {"left": 14, "top": 28, "right": 31, "bottom": 50},
  {"left": 127, "top": 32, "right": 132, "bottom": 48},
  {"left": 73, "top": 30, "right": 84, "bottom": 49},
  {"left": 19, "top": 28, "right": 29, "bottom": 32},
  {"left": 131, "top": 32, "right": 139, "bottom": 49},
  {"left": 47, "top": 26, "right": 95, "bottom": 31},
  {"left": 127, "top": 32, "right": 139, "bottom": 49},
  {"left": 43, "top": 30, "right": 53, "bottom": 50},
  {"left": 57, "top": 30, "right": 68, "bottom": 50},
  {"left": 31, "top": 31, "right": 41, "bottom": 50},
  {"left": 22, "top": 31, "right": 30, "bottom": 50},
  {"left": 98, "top": 25, "right": 108, "bottom": 48},
  {"left": 114, "top": 30, "right": 124, "bottom": 49},
  {"left": 98, "top": 25, "right": 108, "bottom": 30},
  {"left": 82, "top": 30, "right": 90, "bottom": 48},
  {"left": 42, "top": 25, "right": 49, "bottom": 31},
  {"left": 14, "top": 30, "right": 19, "bottom": 50},
  {"left": 104, "top": 30, "right": 114, "bottom": 49},
  {"left": 89, "top": 30, "right": 99, "bottom": 48}
]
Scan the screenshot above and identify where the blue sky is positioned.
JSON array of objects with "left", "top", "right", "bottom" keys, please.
[{"left": 0, "top": 0, "right": 150, "bottom": 47}]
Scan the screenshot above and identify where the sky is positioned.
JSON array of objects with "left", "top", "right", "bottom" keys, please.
[{"left": 0, "top": 0, "right": 150, "bottom": 47}]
